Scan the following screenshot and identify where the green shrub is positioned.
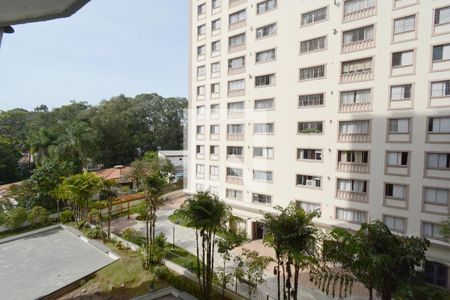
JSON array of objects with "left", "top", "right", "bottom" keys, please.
[
  {"left": 59, "top": 210, "right": 73, "bottom": 223},
  {"left": 121, "top": 227, "right": 144, "bottom": 246},
  {"left": 27, "top": 206, "right": 50, "bottom": 226},
  {"left": 395, "top": 283, "right": 450, "bottom": 300},
  {"left": 152, "top": 265, "right": 169, "bottom": 278},
  {"left": 155, "top": 233, "right": 167, "bottom": 249},
  {"left": 0, "top": 212, "right": 7, "bottom": 225},
  {"left": 86, "top": 226, "right": 102, "bottom": 239},
  {"left": 5, "top": 207, "right": 28, "bottom": 229}
]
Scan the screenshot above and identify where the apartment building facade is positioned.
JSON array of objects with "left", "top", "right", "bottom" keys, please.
[{"left": 188, "top": 0, "right": 450, "bottom": 289}]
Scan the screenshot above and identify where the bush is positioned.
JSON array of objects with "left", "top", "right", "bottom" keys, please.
[
  {"left": 395, "top": 283, "right": 450, "bottom": 300},
  {"left": 155, "top": 232, "right": 167, "bottom": 249},
  {"left": 86, "top": 226, "right": 102, "bottom": 239},
  {"left": 5, "top": 207, "right": 28, "bottom": 229},
  {"left": 152, "top": 265, "right": 169, "bottom": 278},
  {"left": 121, "top": 228, "right": 144, "bottom": 246},
  {"left": 0, "top": 212, "right": 7, "bottom": 225},
  {"left": 27, "top": 206, "right": 50, "bottom": 226},
  {"left": 59, "top": 210, "right": 73, "bottom": 223}
]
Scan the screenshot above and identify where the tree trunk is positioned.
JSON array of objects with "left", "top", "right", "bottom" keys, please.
[
  {"left": 195, "top": 230, "right": 202, "bottom": 290},
  {"left": 276, "top": 254, "right": 281, "bottom": 300},
  {"left": 369, "top": 288, "right": 373, "bottom": 300},
  {"left": 293, "top": 264, "right": 300, "bottom": 300},
  {"left": 107, "top": 202, "right": 112, "bottom": 240},
  {"left": 381, "top": 289, "right": 391, "bottom": 300}
]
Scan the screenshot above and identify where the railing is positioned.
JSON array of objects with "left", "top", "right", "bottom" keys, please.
[
  {"left": 338, "top": 133, "right": 370, "bottom": 143},
  {"left": 340, "top": 70, "right": 373, "bottom": 83},
  {"left": 229, "top": 20, "right": 247, "bottom": 31},
  {"left": 343, "top": 5, "right": 376, "bottom": 22},
  {"left": 336, "top": 190, "right": 369, "bottom": 203},
  {"left": 228, "top": 43, "right": 246, "bottom": 53},
  {"left": 342, "top": 39, "right": 374, "bottom": 53},
  {"left": 228, "top": 66, "right": 246, "bottom": 75},
  {"left": 227, "top": 154, "right": 244, "bottom": 163},
  {"left": 227, "top": 111, "right": 245, "bottom": 119},
  {"left": 337, "top": 162, "right": 369, "bottom": 173},
  {"left": 226, "top": 176, "right": 244, "bottom": 185},
  {"left": 228, "top": 89, "right": 245, "bottom": 97},
  {"left": 339, "top": 102, "right": 372, "bottom": 112},
  {"left": 227, "top": 133, "right": 245, "bottom": 141},
  {"left": 229, "top": 0, "right": 247, "bottom": 8}
]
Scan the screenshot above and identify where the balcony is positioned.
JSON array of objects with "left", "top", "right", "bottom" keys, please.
[
  {"left": 228, "top": 66, "right": 245, "bottom": 75},
  {"left": 336, "top": 190, "right": 368, "bottom": 203},
  {"left": 226, "top": 176, "right": 243, "bottom": 185},
  {"left": 343, "top": 5, "right": 376, "bottom": 23},
  {"left": 209, "top": 174, "right": 219, "bottom": 181},
  {"left": 227, "top": 155, "right": 244, "bottom": 163},
  {"left": 227, "top": 111, "right": 245, "bottom": 119},
  {"left": 227, "top": 133, "right": 244, "bottom": 141},
  {"left": 228, "top": 43, "right": 246, "bottom": 53},
  {"left": 337, "top": 162, "right": 369, "bottom": 173},
  {"left": 342, "top": 39, "right": 375, "bottom": 53},
  {"left": 196, "top": 153, "right": 205, "bottom": 160},
  {"left": 210, "top": 133, "right": 220, "bottom": 140},
  {"left": 340, "top": 70, "right": 373, "bottom": 83},
  {"left": 229, "top": 0, "right": 246, "bottom": 9},
  {"left": 229, "top": 20, "right": 246, "bottom": 31},
  {"left": 210, "top": 154, "right": 219, "bottom": 161},
  {"left": 339, "top": 102, "right": 372, "bottom": 113},
  {"left": 196, "top": 134, "right": 205, "bottom": 140},
  {"left": 338, "top": 133, "right": 370, "bottom": 143},
  {"left": 228, "top": 89, "right": 245, "bottom": 97}
]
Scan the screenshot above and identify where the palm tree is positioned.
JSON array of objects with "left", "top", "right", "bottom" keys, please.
[
  {"left": 176, "top": 191, "right": 231, "bottom": 300},
  {"left": 29, "top": 127, "right": 57, "bottom": 166},
  {"left": 100, "top": 178, "right": 119, "bottom": 241}
]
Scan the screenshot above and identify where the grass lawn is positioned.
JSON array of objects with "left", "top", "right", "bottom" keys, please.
[
  {"left": 168, "top": 211, "right": 189, "bottom": 227},
  {"left": 165, "top": 244, "right": 200, "bottom": 274}
]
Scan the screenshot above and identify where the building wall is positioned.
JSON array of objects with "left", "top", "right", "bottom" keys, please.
[{"left": 188, "top": 0, "right": 450, "bottom": 287}]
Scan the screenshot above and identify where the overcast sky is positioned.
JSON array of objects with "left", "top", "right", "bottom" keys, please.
[{"left": 0, "top": 0, "right": 189, "bottom": 111}]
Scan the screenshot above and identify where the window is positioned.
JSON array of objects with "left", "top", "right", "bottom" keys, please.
[
  {"left": 343, "top": 25, "right": 374, "bottom": 45},
  {"left": 196, "top": 164, "right": 205, "bottom": 175},
  {"left": 390, "top": 84, "right": 412, "bottom": 101},
  {"left": 392, "top": 50, "right": 413, "bottom": 67},
  {"left": 227, "top": 146, "right": 243, "bottom": 156},
  {"left": 210, "top": 145, "right": 219, "bottom": 155},
  {"left": 255, "top": 98, "right": 274, "bottom": 110},
  {"left": 426, "top": 153, "right": 450, "bottom": 170},
  {"left": 338, "top": 151, "right": 369, "bottom": 164},
  {"left": 343, "top": 0, "right": 375, "bottom": 15},
  {"left": 226, "top": 188, "right": 243, "bottom": 200},
  {"left": 210, "top": 165, "right": 219, "bottom": 176},
  {"left": 340, "top": 89, "right": 371, "bottom": 105},
  {"left": 253, "top": 147, "right": 274, "bottom": 159},
  {"left": 210, "top": 125, "right": 219, "bottom": 135},
  {"left": 197, "top": 105, "right": 205, "bottom": 117},
  {"left": 434, "top": 6, "right": 450, "bottom": 25},
  {"left": 300, "top": 36, "right": 326, "bottom": 54},
  {"left": 227, "top": 124, "right": 244, "bottom": 134},
  {"left": 387, "top": 151, "right": 408, "bottom": 167},
  {"left": 198, "top": 3, "right": 206, "bottom": 16},
  {"left": 197, "top": 45, "right": 206, "bottom": 56},
  {"left": 425, "top": 262, "right": 448, "bottom": 288},
  {"left": 336, "top": 208, "right": 367, "bottom": 223},
  {"left": 296, "top": 175, "right": 321, "bottom": 188},
  {"left": 229, "top": 9, "right": 246, "bottom": 27},
  {"left": 341, "top": 58, "right": 373, "bottom": 74},
  {"left": 256, "top": 0, "right": 277, "bottom": 15},
  {"left": 211, "top": 83, "right": 220, "bottom": 94},
  {"left": 433, "top": 44, "right": 450, "bottom": 62},
  {"left": 211, "top": 40, "right": 220, "bottom": 53},
  {"left": 229, "top": 33, "right": 246, "bottom": 47},
  {"left": 296, "top": 201, "right": 321, "bottom": 213},
  {"left": 227, "top": 167, "right": 243, "bottom": 177},
  {"left": 212, "top": 0, "right": 221, "bottom": 10},
  {"left": 301, "top": 7, "right": 327, "bottom": 26},
  {"left": 298, "top": 122, "right": 323, "bottom": 134},
  {"left": 255, "top": 49, "right": 276, "bottom": 63},
  {"left": 424, "top": 187, "right": 449, "bottom": 205},
  {"left": 388, "top": 118, "right": 409, "bottom": 134},
  {"left": 394, "top": 15, "right": 415, "bottom": 34},
  {"left": 297, "top": 149, "right": 322, "bottom": 161},
  {"left": 255, "top": 74, "right": 275, "bottom": 87},
  {"left": 385, "top": 183, "right": 406, "bottom": 200},
  {"left": 228, "top": 101, "right": 244, "bottom": 113},
  {"left": 211, "top": 62, "right": 220, "bottom": 74},
  {"left": 299, "top": 93, "right": 324, "bottom": 107},
  {"left": 428, "top": 117, "right": 450, "bottom": 133},
  {"left": 253, "top": 170, "right": 273, "bottom": 182},
  {"left": 197, "top": 86, "right": 205, "bottom": 96},
  {"left": 196, "top": 126, "right": 204, "bottom": 135},
  {"left": 210, "top": 104, "right": 219, "bottom": 116},
  {"left": 337, "top": 179, "right": 367, "bottom": 193},
  {"left": 256, "top": 23, "right": 277, "bottom": 39},
  {"left": 198, "top": 25, "right": 206, "bottom": 36},
  {"left": 254, "top": 123, "right": 274, "bottom": 134},
  {"left": 228, "top": 79, "right": 245, "bottom": 91},
  {"left": 431, "top": 80, "right": 450, "bottom": 97},
  {"left": 299, "top": 65, "right": 325, "bottom": 80},
  {"left": 422, "top": 222, "right": 444, "bottom": 240},
  {"left": 196, "top": 145, "right": 205, "bottom": 154},
  {"left": 197, "top": 65, "right": 206, "bottom": 77},
  {"left": 384, "top": 216, "right": 406, "bottom": 233},
  {"left": 212, "top": 19, "right": 221, "bottom": 31},
  {"left": 228, "top": 56, "right": 245, "bottom": 69},
  {"left": 252, "top": 193, "right": 272, "bottom": 205},
  {"left": 339, "top": 120, "right": 370, "bottom": 134}
]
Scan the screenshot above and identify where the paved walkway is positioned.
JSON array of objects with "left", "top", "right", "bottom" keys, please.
[{"left": 111, "top": 196, "right": 371, "bottom": 300}]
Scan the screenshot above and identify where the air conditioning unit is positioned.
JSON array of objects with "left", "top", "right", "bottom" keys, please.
[{"left": 306, "top": 180, "right": 315, "bottom": 186}]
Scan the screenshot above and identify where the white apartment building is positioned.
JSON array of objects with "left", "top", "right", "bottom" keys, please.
[{"left": 188, "top": 0, "right": 450, "bottom": 289}]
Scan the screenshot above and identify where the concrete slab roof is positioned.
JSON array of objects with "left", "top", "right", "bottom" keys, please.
[{"left": 0, "top": 225, "right": 118, "bottom": 300}]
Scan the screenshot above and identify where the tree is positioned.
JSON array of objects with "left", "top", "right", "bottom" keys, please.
[
  {"left": 314, "top": 221, "right": 430, "bottom": 300},
  {"left": 28, "top": 127, "right": 57, "bottom": 166},
  {"left": 27, "top": 206, "right": 50, "bottom": 226},
  {"left": 234, "top": 248, "right": 273, "bottom": 299},
  {"left": 0, "top": 136, "right": 22, "bottom": 184},
  {"left": 99, "top": 179, "right": 120, "bottom": 241},
  {"left": 176, "top": 191, "right": 231, "bottom": 300},
  {"left": 5, "top": 207, "right": 28, "bottom": 229},
  {"left": 53, "top": 172, "right": 102, "bottom": 222}
]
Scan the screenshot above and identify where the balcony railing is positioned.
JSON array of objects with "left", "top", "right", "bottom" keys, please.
[
  {"left": 210, "top": 154, "right": 219, "bottom": 161},
  {"left": 343, "top": 5, "right": 376, "bottom": 22},
  {"left": 210, "top": 133, "right": 220, "bottom": 140},
  {"left": 338, "top": 133, "right": 370, "bottom": 143},
  {"left": 337, "top": 162, "right": 369, "bottom": 173},
  {"left": 227, "top": 155, "right": 244, "bottom": 163},
  {"left": 229, "top": 20, "right": 247, "bottom": 31},
  {"left": 229, "top": 0, "right": 247, "bottom": 8},
  {"left": 227, "top": 111, "right": 245, "bottom": 119},
  {"left": 228, "top": 66, "right": 245, "bottom": 75},
  {"left": 227, "top": 133, "right": 245, "bottom": 141},
  {"left": 226, "top": 176, "right": 244, "bottom": 185},
  {"left": 340, "top": 70, "right": 373, "bottom": 83},
  {"left": 228, "top": 43, "right": 246, "bottom": 53},
  {"left": 342, "top": 39, "right": 374, "bottom": 53},
  {"left": 336, "top": 190, "right": 368, "bottom": 202},
  {"left": 196, "top": 153, "right": 205, "bottom": 160},
  {"left": 339, "top": 102, "right": 372, "bottom": 112},
  {"left": 228, "top": 89, "right": 245, "bottom": 97}
]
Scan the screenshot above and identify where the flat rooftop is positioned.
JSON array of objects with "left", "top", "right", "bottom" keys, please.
[{"left": 0, "top": 225, "right": 118, "bottom": 300}]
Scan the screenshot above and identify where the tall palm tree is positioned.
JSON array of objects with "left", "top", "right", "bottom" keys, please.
[
  {"left": 100, "top": 178, "right": 120, "bottom": 241},
  {"left": 29, "top": 128, "right": 57, "bottom": 166}
]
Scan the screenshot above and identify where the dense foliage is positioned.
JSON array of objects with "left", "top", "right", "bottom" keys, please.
[{"left": 0, "top": 94, "right": 187, "bottom": 184}]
